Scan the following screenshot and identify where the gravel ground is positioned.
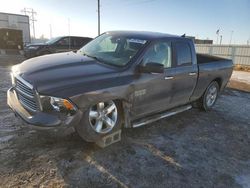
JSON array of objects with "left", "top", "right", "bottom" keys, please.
[{"left": 0, "top": 65, "right": 250, "bottom": 188}]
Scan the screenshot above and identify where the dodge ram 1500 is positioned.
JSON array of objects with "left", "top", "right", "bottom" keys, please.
[{"left": 7, "top": 31, "right": 233, "bottom": 143}]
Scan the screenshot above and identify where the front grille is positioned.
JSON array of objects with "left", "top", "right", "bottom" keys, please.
[
  {"left": 16, "top": 79, "right": 34, "bottom": 97},
  {"left": 15, "top": 76, "right": 38, "bottom": 112}
]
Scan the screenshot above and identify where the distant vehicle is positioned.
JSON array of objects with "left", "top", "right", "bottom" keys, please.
[
  {"left": 24, "top": 36, "right": 92, "bottom": 58},
  {"left": 8, "top": 31, "right": 233, "bottom": 145}
]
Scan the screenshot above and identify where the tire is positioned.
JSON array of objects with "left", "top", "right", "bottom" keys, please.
[
  {"left": 75, "top": 100, "right": 123, "bottom": 142},
  {"left": 198, "top": 81, "right": 219, "bottom": 111}
]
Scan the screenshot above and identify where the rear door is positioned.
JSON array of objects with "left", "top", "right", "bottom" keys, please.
[
  {"left": 70, "top": 37, "right": 82, "bottom": 50},
  {"left": 71, "top": 37, "right": 92, "bottom": 50},
  {"left": 171, "top": 41, "right": 198, "bottom": 106}
]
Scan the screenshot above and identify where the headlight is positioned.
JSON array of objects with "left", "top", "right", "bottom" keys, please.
[
  {"left": 11, "top": 65, "right": 20, "bottom": 86},
  {"left": 28, "top": 46, "right": 39, "bottom": 50},
  {"left": 40, "top": 95, "right": 77, "bottom": 115},
  {"left": 10, "top": 72, "right": 15, "bottom": 85},
  {"left": 11, "top": 65, "right": 20, "bottom": 75}
]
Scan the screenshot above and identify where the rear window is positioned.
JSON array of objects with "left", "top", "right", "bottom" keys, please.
[
  {"left": 174, "top": 42, "right": 192, "bottom": 66},
  {"left": 73, "top": 38, "right": 91, "bottom": 47}
]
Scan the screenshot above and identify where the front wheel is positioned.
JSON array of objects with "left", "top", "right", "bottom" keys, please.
[
  {"left": 198, "top": 81, "right": 219, "bottom": 111},
  {"left": 75, "top": 100, "right": 122, "bottom": 142}
]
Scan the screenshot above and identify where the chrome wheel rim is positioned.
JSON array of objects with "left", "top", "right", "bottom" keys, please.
[
  {"left": 89, "top": 101, "right": 118, "bottom": 134},
  {"left": 206, "top": 85, "right": 218, "bottom": 107}
]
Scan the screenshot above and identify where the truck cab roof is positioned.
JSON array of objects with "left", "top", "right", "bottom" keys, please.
[{"left": 105, "top": 30, "right": 190, "bottom": 42}]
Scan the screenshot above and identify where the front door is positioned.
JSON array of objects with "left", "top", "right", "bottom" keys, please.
[{"left": 132, "top": 41, "right": 175, "bottom": 119}]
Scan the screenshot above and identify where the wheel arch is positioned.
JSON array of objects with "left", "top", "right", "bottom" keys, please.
[
  {"left": 213, "top": 77, "right": 222, "bottom": 90},
  {"left": 113, "top": 98, "right": 132, "bottom": 128}
]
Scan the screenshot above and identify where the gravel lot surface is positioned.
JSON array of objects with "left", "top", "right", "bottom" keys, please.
[{"left": 0, "top": 65, "right": 250, "bottom": 188}]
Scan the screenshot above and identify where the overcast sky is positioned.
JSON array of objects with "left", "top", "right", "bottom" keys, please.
[{"left": 1, "top": 0, "right": 250, "bottom": 44}]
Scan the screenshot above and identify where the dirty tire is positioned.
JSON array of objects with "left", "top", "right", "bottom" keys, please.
[
  {"left": 75, "top": 100, "right": 122, "bottom": 142},
  {"left": 198, "top": 81, "right": 219, "bottom": 111}
]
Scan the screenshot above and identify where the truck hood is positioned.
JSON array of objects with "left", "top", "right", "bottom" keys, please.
[
  {"left": 26, "top": 43, "right": 46, "bottom": 46},
  {"left": 16, "top": 52, "right": 118, "bottom": 97},
  {"left": 25, "top": 43, "right": 47, "bottom": 48}
]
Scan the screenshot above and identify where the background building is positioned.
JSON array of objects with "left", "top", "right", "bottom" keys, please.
[
  {"left": 187, "top": 36, "right": 213, "bottom": 44},
  {"left": 0, "top": 12, "right": 30, "bottom": 45}
]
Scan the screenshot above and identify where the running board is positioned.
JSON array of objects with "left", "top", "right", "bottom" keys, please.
[{"left": 132, "top": 105, "right": 192, "bottom": 128}]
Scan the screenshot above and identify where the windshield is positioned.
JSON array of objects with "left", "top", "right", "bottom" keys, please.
[
  {"left": 45, "top": 37, "right": 61, "bottom": 45},
  {"left": 77, "top": 33, "right": 147, "bottom": 66}
]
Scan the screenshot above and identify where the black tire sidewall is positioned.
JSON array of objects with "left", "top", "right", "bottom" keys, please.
[
  {"left": 202, "top": 81, "right": 219, "bottom": 111},
  {"left": 75, "top": 100, "right": 122, "bottom": 142}
]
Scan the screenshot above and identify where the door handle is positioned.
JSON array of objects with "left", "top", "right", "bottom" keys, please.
[
  {"left": 164, "top": 76, "right": 174, "bottom": 80},
  {"left": 189, "top": 72, "right": 197, "bottom": 76}
]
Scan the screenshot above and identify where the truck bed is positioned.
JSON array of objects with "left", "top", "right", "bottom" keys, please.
[
  {"left": 190, "top": 54, "right": 233, "bottom": 101},
  {"left": 197, "top": 53, "right": 229, "bottom": 64}
]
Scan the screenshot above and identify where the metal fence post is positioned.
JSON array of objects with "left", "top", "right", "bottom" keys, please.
[
  {"left": 209, "top": 45, "right": 213, "bottom": 55},
  {"left": 231, "top": 46, "right": 236, "bottom": 65}
]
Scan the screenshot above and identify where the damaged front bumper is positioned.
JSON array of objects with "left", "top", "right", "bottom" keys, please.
[{"left": 7, "top": 87, "right": 82, "bottom": 129}]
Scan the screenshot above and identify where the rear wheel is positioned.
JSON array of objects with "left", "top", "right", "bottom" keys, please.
[
  {"left": 75, "top": 100, "right": 122, "bottom": 142},
  {"left": 198, "top": 81, "right": 219, "bottom": 111}
]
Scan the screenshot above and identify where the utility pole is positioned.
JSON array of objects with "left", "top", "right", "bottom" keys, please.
[
  {"left": 97, "top": 0, "right": 100, "bottom": 35},
  {"left": 220, "top": 35, "right": 222, "bottom": 45},
  {"left": 49, "top": 24, "right": 52, "bottom": 39},
  {"left": 21, "top": 8, "right": 37, "bottom": 39},
  {"left": 216, "top": 29, "right": 220, "bottom": 44},
  {"left": 68, "top": 18, "right": 71, "bottom": 36},
  {"left": 229, "top": 30, "right": 233, "bottom": 45},
  {"left": 68, "top": 18, "right": 71, "bottom": 50}
]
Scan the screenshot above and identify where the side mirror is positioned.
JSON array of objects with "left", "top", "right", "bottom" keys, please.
[{"left": 139, "top": 62, "right": 164, "bottom": 74}]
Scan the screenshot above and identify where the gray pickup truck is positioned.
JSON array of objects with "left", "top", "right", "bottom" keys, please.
[{"left": 7, "top": 31, "right": 233, "bottom": 143}]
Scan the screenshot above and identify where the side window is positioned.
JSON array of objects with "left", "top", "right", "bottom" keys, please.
[
  {"left": 142, "top": 42, "right": 172, "bottom": 68},
  {"left": 174, "top": 42, "right": 192, "bottom": 66},
  {"left": 80, "top": 38, "right": 92, "bottom": 46},
  {"left": 58, "top": 37, "right": 70, "bottom": 46},
  {"left": 70, "top": 37, "right": 75, "bottom": 47},
  {"left": 73, "top": 38, "right": 87, "bottom": 47}
]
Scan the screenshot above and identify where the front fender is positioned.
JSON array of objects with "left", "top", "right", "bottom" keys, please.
[{"left": 70, "top": 85, "right": 135, "bottom": 128}]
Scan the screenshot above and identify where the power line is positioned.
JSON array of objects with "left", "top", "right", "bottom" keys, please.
[
  {"left": 21, "top": 8, "right": 37, "bottom": 39},
  {"left": 103, "top": 0, "right": 157, "bottom": 7},
  {"left": 97, "top": 0, "right": 157, "bottom": 35}
]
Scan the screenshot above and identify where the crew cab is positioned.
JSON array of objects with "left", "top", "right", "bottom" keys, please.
[
  {"left": 24, "top": 36, "right": 92, "bottom": 58},
  {"left": 8, "top": 31, "right": 233, "bottom": 143}
]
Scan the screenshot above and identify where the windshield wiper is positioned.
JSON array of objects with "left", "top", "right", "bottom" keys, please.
[
  {"left": 82, "top": 53, "right": 104, "bottom": 63},
  {"left": 81, "top": 52, "right": 118, "bottom": 67}
]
